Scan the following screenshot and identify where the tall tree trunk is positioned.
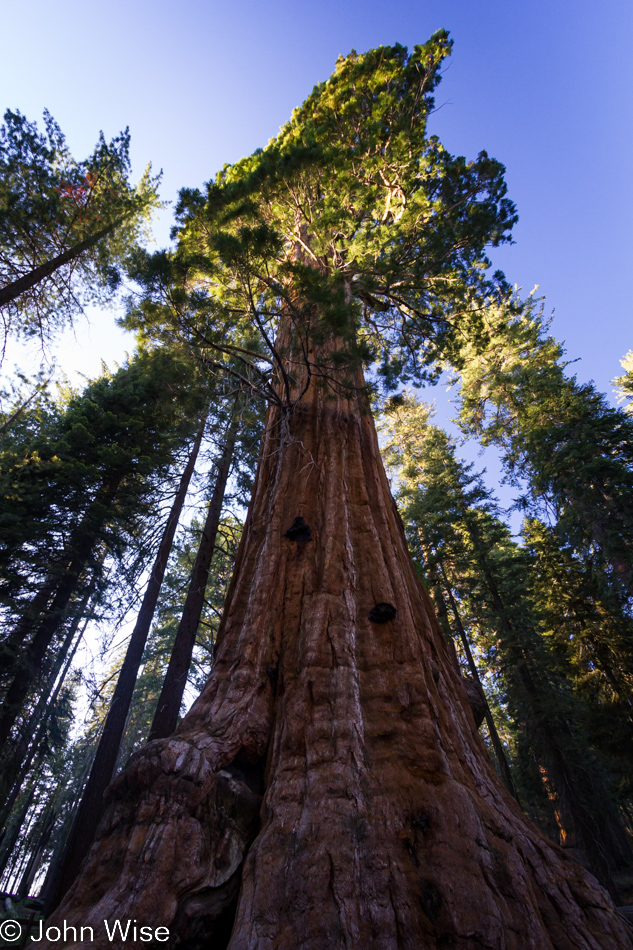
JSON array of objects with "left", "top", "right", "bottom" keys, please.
[
  {"left": 47, "top": 422, "right": 205, "bottom": 907},
  {"left": 0, "top": 582, "right": 94, "bottom": 804},
  {"left": 148, "top": 406, "right": 240, "bottom": 742},
  {"left": 40, "top": 328, "right": 632, "bottom": 949},
  {"left": 16, "top": 807, "right": 57, "bottom": 898},
  {"left": 0, "top": 609, "right": 88, "bottom": 838},
  {"left": 39, "top": 739, "right": 104, "bottom": 910},
  {"left": 0, "top": 478, "right": 120, "bottom": 756},
  {"left": 0, "top": 214, "right": 132, "bottom": 308},
  {"left": 1, "top": 575, "right": 61, "bottom": 672},
  {"left": 0, "top": 785, "right": 35, "bottom": 880},
  {"left": 437, "top": 562, "right": 519, "bottom": 803},
  {"left": 476, "top": 555, "right": 632, "bottom": 895}
]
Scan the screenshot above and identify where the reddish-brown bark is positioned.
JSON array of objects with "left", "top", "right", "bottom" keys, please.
[{"left": 42, "top": 332, "right": 633, "bottom": 949}]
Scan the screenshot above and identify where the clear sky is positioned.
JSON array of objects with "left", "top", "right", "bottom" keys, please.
[{"left": 1, "top": 0, "right": 632, "bottom": 398}]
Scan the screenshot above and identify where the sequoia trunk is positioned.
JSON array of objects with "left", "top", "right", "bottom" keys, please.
[{"left": 41, "top": 328, "right": 632, "bottom": 949}]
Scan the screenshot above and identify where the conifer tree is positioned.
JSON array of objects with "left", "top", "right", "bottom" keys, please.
[
  {"left": 382, "top": 394, "right": 632, "bottom": 894},
  {"left": 0, "top": 349, "right": 207, "bottom": 768},
  {"left": 0, "top": 109, "right": 160, "bottom": 349},
  {"left": 0, "top": 665, "right": 78, "bottom": 894},
  {"left": 45, "top": 417, "right": 208, "bottom": 905},
  {"left": 522, "top": 517, "right": 633, "bottom": 802},
  {"left": 114, "top": 514, "right": 244, "bottom": 768},
  {"left": 148, "top": 398, "right": 241, "bottom": 742},
  {"left": 50, "top": 385, "right": 263, "bottom": 901},
  {"left": 614, "top": 350, "right": 633, "bottom": 415},
  {"left": 455, "top": 295, "right": 633, "bottom": 595}
]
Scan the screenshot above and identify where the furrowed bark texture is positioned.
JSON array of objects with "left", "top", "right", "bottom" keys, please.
[{"left": 42, "top": 340, "right": 632, "bottom": 949}]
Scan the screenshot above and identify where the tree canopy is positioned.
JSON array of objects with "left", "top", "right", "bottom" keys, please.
[
  {"left": 0, "top": 109, "right": 160, "bottom": 352},
  {"left": 128, "top": 33, "right": 516, "bottom": 405}
]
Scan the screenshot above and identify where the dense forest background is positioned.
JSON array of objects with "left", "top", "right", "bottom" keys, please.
[{"left": 1, "top": 2, "right": 632, "bottom": 944}]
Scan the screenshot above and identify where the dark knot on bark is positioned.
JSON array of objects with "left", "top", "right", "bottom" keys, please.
[
  {"left": 368, "top": 602, "right": 396, "bottom": 624},
  {"left": 284, "top": 517, "right": 313, "bottom": 543}
]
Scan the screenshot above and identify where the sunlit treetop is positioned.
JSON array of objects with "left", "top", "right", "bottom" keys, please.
[
  {"left": 160, "top": 32, "right": 517, "bottom": 391},
  {"left": 0, "top": 109, "right": 161, "bottom": 348}
]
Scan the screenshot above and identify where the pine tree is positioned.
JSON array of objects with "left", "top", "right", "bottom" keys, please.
[
  {"left": 614, "top": 350, "right": 633, "bottom": 415},
  {"left": 44, "top": 416, "right": 208, "bottom": 904},
  {"left": 522, "top": 518, "right": 633, "bottom": 802},
  {"left": 148, "top": 396, "right": 242, "bottom": 742},
  {"left": 0, "top": 665, "right": 79, "bottom": 895},
  {"left": 116, "top": 514, "right": 244, "bottom": 768},
  {"left": 49, "top": 385, "right": 263, "bottom": 901},
  {"left": 0, "top": 348, "right": 207, "bottom": 772},
  {"left": 0, "top": 109, "right": 160, "bottom": 349}
]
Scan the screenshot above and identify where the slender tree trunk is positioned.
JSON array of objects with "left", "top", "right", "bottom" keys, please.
[
  {"left": 0, "top": 583, "right": 94, "bottom": 804},
  {"left": 0, "top": 610, "right": 88, "bottom": 838},
  {"left": 0, "top": 214, "right": 131, "bottom": 308},
  {"left": 437, "top": 562, "right": 519, "bottom": 803},
  {"left": 2, "top": 575, "right": 61, "bottom": 669},
  {"left": 423, "top": 559, "right": 453, "bottom": 643},
  {"left": 16, "top": 807, "right": 57, "bottom": 898},
  {"left": 0, "top": 786, "right": 35, "bottom": 880},
  {"left": 39, "top": 740, "right": 104, "bottom": 911},
  {"left": 477, "top": 555, "right": 632, "bottom": 894},
  {"left": 148, "top": 406, "right": 240, "bottom": 742},
  {"left": 0, "top": 478, "right": 120, "bottom": 755},
  {"left": 41, "top": 326, "right": 632, "bottom": 949},
  {"left": 48, "top": 422, "right": 205, "bottom": 907}
]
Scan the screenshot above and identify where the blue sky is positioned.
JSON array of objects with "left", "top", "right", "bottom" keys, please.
[{"left": 2, "top": 0, "right": 632, "bottom": 400}]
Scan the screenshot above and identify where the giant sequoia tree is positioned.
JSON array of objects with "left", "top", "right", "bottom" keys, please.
[{"left": 42, "top": 37, "right": 632, "bottom": 948}]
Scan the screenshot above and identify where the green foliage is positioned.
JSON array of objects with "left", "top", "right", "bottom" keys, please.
[
  {"left": 0, "top": 348, "right": 207, "bottom": 608},
  {"left": 0, "top": 346, "right": 212, "bottom": 754},
  {"left": 522, "top": 518, "right": 633, "bottom": 797},
  {"left": 455, "top": 293, "right": 633, "bottom": 595},
  {"left": 0, "top": 671, "right": 81, "bottom": 896},
  {"left": 126, "top": 34, "right": 516, "bottom": 404},
  {"left": 0, "top": 108, "right": 161, "bottom": 343},
  {"left": 381, "top": 392, "right": 633, "bottom": 868}
]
